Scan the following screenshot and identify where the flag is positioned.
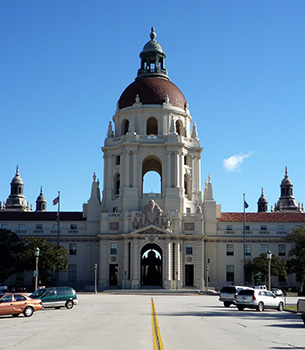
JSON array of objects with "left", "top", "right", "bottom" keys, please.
[
  {"left": 244, "top": 200, "right": 249, "bottom": 209},
  {"left": 53, "top": 196, "right": 59, "bottom": 206}
]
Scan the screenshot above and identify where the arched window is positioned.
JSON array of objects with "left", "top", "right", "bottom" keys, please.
[
  {"left": 114, "top": 173, "right": 120, "bottom": 195},
  {"left": 176, "top": 120, "right": 183, "bottom": 136},
  {"left": 122, "top": 119, "right": 129, "bottom": 135},
  {"left": 142, "top": 156, "right": 162, "bottom": 196},
  {"left": 147, "top": 117, "right": 158, "bottom": 135}
]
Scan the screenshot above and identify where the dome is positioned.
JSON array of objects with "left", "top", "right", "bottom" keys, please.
[
  {"left": 281, "top": 167, "right": 293, "bottom": 186},
  {"left": 118, "top": 77, "right": 187, "bottom": 110},
  {"left": 11, "top": 165, "right": 23, "bottom": 185},
  {"left": 142, "top": 27, "right": 164, "bottom": 54}
]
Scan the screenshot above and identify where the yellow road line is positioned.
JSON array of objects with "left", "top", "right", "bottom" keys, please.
[{"left": 151, "top": 298, "right": 164, "bottom": 350}]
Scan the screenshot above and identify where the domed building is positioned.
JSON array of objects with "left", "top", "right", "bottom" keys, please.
[{"left": 1, "top": 29, "right": 305, "bottom": 292}]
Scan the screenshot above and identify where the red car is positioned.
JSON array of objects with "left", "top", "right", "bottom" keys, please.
[{"left": 0, "top": 293, "right": 43, "bottom": 317}]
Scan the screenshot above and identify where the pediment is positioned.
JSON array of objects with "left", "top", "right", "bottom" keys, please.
[{"left": 131, "top": 224, "right": 169, "bottom": 235}]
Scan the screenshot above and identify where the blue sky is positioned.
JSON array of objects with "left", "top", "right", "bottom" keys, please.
[{"left": 1, "top": 1, "right": 305, "bottom": 213}]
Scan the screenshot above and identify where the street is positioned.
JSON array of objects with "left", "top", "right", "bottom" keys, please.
[{"left": 0, "top": 293, "right": 304, "bottom": 350}]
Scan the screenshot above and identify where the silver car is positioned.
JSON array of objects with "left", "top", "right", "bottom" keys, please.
[{"left": 236, "top": 288, "right": 284, "bottom": 312}]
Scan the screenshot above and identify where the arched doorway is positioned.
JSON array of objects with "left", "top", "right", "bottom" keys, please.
[{"left": 141, "top": 244, "right": 162, "bottom": 286}]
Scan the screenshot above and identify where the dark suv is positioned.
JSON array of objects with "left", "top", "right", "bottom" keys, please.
[{"left": 219, "top": 286, "right": 245, "bottom": 307}]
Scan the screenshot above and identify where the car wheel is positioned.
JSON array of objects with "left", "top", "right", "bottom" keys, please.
[
  {"left": 257, "top": 302, "right": 264, "bottom": 312},
  {"left": 237, "top": 306, "right": 244, "bottom": 311},
  {"left": 23, "top": 306, "right": 34, "bottom": 317},
  {"left": 224, "top": 302, "right": 231, "bottom": 307},
  {"left": 277, "top": 302, "right": 284, "bottom": 311},
  {"left": 65, "top": 300, "right": 73, "bottom": 309}
]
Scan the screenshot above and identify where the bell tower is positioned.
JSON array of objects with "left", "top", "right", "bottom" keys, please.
[{"left": 101, "top": 28, "right": 203, "bottom": 215}]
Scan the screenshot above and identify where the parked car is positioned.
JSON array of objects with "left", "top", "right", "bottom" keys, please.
[
  {"left": 297, "top": 299, "right": 305, "bottom": 325},
  {"left": 219, "top": 286, "right": 246, "bottom": 307},
  {"left": 30, "top": 286, "right": 78, "bottom": 309},
  {"left": 0, "top": 293, "right": 43, "bottom": 317},
  {"left": 236, "top": 288, "right": 284, "bottom": 311},
  {"left": 271, "top": 288, "right": 283, "bottom": 296}
]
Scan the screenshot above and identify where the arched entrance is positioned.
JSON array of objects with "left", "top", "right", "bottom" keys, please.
[{"left": 141, "top": 244, "right": 162, "bottom": 286}]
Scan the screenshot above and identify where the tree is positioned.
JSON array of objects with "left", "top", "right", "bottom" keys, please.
[
  {"left": 245, "top": 254, "right": 287, "bottom": 286},
  {"left": 285, "top": 227, "right": 305, "bottom": 293},
  {"left": 20, "top": 237, "right": 69, "bottom": 285},
  {"left": 0, "top": 229, "right": 26, "bottom": 283}
]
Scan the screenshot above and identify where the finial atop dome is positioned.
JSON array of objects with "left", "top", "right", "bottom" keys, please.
[
  {"left": 16, "top": 165, "right": 19, "bottom": 176},
  {"left": 150, "top": 27, "right": 156, "bottom": 40},
  {"left": 285, "top": 166, "right": 288, "bottom": 177}
]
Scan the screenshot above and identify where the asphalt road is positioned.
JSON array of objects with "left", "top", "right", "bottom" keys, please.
[{"left": 0, "top": 293, "right": 304, "bottom": 350}]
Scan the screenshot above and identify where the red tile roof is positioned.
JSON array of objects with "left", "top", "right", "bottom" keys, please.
[
  {"left": 0, "top": 211, "right": 85, "bottom": 221},
  {"left": 218, "top": 212, "right": 305, "bottom": 223}
]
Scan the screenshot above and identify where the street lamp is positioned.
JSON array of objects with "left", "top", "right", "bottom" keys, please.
[
  {"left": 34, "top": 247, "right": 40, "bottom": 291},
  {"left": 205, "top": 265, "right": 209, "bottom": 293},
  {"left": 266, "top": 250, "right": 272, "bottom": 291}
]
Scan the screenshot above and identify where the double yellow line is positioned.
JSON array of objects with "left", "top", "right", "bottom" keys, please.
[{"left": 151, "top": 298, "right": 164, "bottom": 350}]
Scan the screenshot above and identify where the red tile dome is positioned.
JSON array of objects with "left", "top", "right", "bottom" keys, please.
[{"left": 118, "top": 77, "right": 187, "bottom": 110}]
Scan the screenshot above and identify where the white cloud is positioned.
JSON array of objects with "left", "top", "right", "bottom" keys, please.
[{"left": 223, "top": 152, "right": 251, "bottom": 172}]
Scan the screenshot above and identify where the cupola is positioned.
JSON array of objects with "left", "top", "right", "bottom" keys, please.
[
  {"left": 36, "top": 187, "right": 47, "bottom": 212},
  {"left": 257, "top": 188, "right": 268, "bottom": 212}
]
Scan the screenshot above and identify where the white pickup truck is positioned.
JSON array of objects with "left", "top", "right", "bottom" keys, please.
[{"left": 297, "top": 299, "right": 305, "bottom": 325}]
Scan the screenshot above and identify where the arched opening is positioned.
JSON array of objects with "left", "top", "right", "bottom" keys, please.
[
  {"left": 147, "top": 117, "right": 158, "bottom": 135},
  {"left": 142, "top": 156, "right": 162, "bottom": 196},
  {"left": 114, "top": 173, "right": 120, "bottom": 195},
  {"left": 184, "top": 173, "right": 191, "bottom": 197},
  {"left": 141, "top": 243, "right": 162, "bottom": 286},
  {"left": 176, "top": 120, "right": 183, "bottom": 136},
  {"left": 122, "top": 119, "right": 129, "bottom": 135}
]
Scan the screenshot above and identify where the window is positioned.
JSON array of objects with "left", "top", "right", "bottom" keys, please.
[
  {"left": 186, "top": 207, "right": 191, "bottom": 213},
  {"left": 278, "top": 244, "right": 286, "bottom": 256},
  {"left": 36, "top": 224, "right": 43, "bottom": 230},
  {"left": 18, "top": 224, "right": 25, "bottom": 230},
  {"left": 14, "top": 294, "right": 26, "bottom": 302},
  {"left": 186, "top": 244, "right": 193, "bottom": 255},
  {"left": 70, "top": 224, "right": 77, "bottom": 230},
  {"left": 245, "top": 225, "right": 250, "bottom": 231},
  {"left": 245, "top": 244, "right": 251, "bottom": 256},
  {"left": 68, "top": 264, "right": 77, "bottom": 282},
  {"left": 226, "top": 225, "right": 233, "bottom": 231},
  {"left": 69, "top": 243, "right": 77, "bottom": 255},
  {"left": 261, "top": 244, "right": 269, "bottom": 254},
  {"left": 53, "top": 224, "right": 58, "bottom": 230},
  {"left": 147, "top": 117, "right": 158, "bottom": 135},
  {"left": 115, "top": 155, "right": 120, "bottom": 165},
  {"left": 226, "top": 265, "right": 234, "bottom": 283},
  {"left": 114, "top": 173, "right": 120, "bottom": 195},
  {"left": 278, "top": 225, "right": 284, "bottom": 231},
  {"left": 260, "top": 225, "right": 267, "bottom": 231},
  {"left": 1, "top": 224, "right": 8, "bottom": 229},
  {"left": 110, "top": 243, "right": 118, "bottom": 255},
  {"left": 226, "top": 244, "right": 234, "bottom": 256}
]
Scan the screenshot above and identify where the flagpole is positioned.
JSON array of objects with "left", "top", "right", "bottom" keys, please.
[
  {"left": 243, "top": 193, "right": 246, "bottom": 286},
  {"left": 57, "top": 191, "right": 60, "bottom": 247}
]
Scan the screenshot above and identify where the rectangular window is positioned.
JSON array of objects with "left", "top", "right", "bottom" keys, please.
[
  {"left": 70, "top": 224, "right": 77, "bottom": 230},
  {"left": 115, "top": 156, "right": 120, "bottom": 165},
  {"left": 69, "top": 243, "right": 77, "bottom": 255},
  {"left": 226, "top": 244, "right": 234, "bottom": 256},
  {"left": 226, "top": 265, "right": 234, "bottom": 283},
  {"left": 245, "top": 225, "right": 250, "bottom": 231},
  {"left": 53, "top": 224, "right": 58, "bottom": 230},
  {"left": 110, "top": 243, "right": 118, "bottom": 255},
  {"left": 186, "top": 244, "right": 193, "bottom": 255},
  {"left": 260, "top": 225, "right": 267, "bottom": 231},
  {"left": 245, "top": 244, "right": 251, "bottom": 256},
  {"left": 226, "top": 225, "right": 233, "bottom": 231},
  {"left": 261, "top": 244, "right": 269, "bottom": 254},
  {"left": 19, "top": 224, "right": 25, "bottom": 230},
  {"left": 1, "top": 224, "right": 8, "bottom": 229},
  {"left": 68, "top": 264, "right": 77, "bottom": 282},
  {"left": 36, "top": 224, "right": 43, "bottom": 230},
  {"left": 278, "top": 225, "right": 284, "bottom": 231},
  {"left": 278, "top": 244, "right": 286, "bottom": 256}
]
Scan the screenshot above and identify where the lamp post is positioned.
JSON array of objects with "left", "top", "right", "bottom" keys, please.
[
  {"left": 266, "top": 250, "right": 272, "bottom": 291},
  {"left": 205, "top": 265, "right": 209, "bottom": 293},
  {"left": 94, "top": 264, "right": 98, "bottom": 294},
  {"left": 34, "top": 247, "right": 40, "bottom": 291}
]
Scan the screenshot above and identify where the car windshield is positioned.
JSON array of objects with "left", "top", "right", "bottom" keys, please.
[
  {"left": 238, "top": 289, "right": 254, "bottom": 296},
  {"left": 30, "top": 289, "right": 46, "bottom": 297},
  {"left": 221, "top": 287, "right": 236, "bottom": 293}
]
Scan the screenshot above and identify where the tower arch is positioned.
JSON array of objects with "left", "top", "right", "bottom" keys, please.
[{"left": 142, "top": 155, "right": 162, "bottom": 196}]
